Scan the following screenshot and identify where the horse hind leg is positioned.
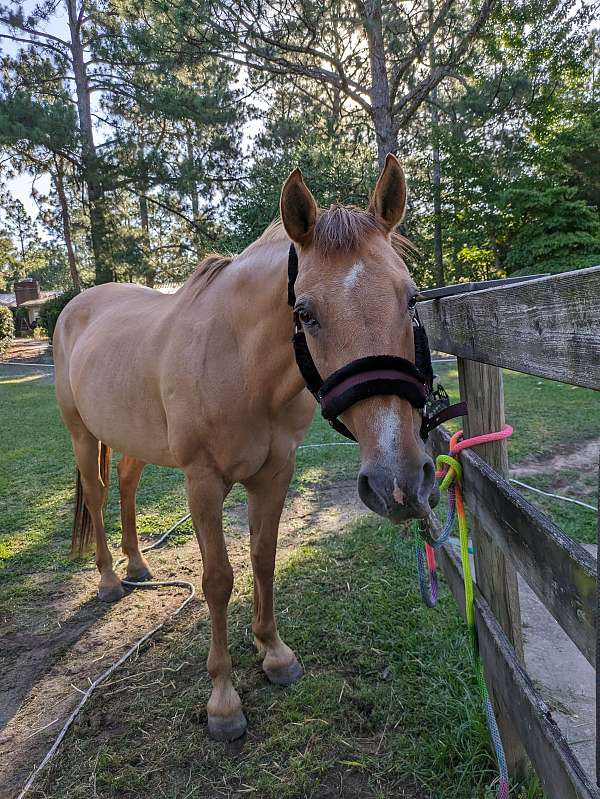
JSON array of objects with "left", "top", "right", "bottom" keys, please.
[
  {"left": 71, "top": 426, "right": 124, "bottom": 602},
  {"left": 117, "top": 455, "right": 153, "bottom": 581}
]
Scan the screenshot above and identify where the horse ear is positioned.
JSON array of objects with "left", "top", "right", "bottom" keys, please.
[
  {"left": 369, "top": 153, "right": 407, "bottom": 231},
  {"left": 280, "top": 168, "right": 317, "bottom": 246}
]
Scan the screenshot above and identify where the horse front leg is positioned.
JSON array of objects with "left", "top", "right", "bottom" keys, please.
[
  {"left": 245, "top": 455, "right": 303, "bottom": 686},
  {"left": 185, "top": 466, "right": 246, "bottom": 741}
]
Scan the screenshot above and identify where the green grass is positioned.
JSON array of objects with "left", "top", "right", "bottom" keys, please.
[{"left": 31, "top": 519, "right": 541, "bottom": 799}]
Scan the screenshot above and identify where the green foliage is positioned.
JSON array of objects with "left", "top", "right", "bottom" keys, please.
[
  {"left": 224, "top": 126, "right": 377, "bottom": 253},
  {"left": 0, "top": 91, "right": 77, "bottom": 155},
  {"left": 0, "top": 305, "right": 14, "bottom": 357},
  {"left": 37, "top": 289, "right": 79, "bottom": 340},
  {"left": 502, "top": 185, "right": 600, "bottom": 275},
  {"left": 26, "top": 245, "right": 74, "bottom": 291},
  {"left": 1, "top": 0, "right": 599, "bottom": 289}
]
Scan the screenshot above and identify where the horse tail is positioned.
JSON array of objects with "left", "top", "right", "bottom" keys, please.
[{"left": 71, "top": 442, "right": 112, "bottom": 556}]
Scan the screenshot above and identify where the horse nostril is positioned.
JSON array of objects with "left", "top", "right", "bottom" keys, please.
[
  {"left": 358, "top": 470, "right": 370, "bottom": 497},
  {"left": 423, "top": 458, "right": 434, "bottom": 486},
  {"left": 357, "top": 468, "right": 387, "bottom": 515}
]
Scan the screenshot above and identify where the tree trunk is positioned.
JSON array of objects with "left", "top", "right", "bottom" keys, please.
[
  {"left": 138, "top": 192, "right": 154, "bottom": 287},
  {"left": 53, "top": 158, "right": 81, "bottom": 292},
  {"left": 429, "top": 0, "right": 444, "bottom": 287},
  {"left": 186, "top": 131, "right": 202, "bottom": 257},
  {"left": 363, "top": 0, "right": 397, "bottom": 168},
  {"left": 65, "top": 0, "right": 111, "bottom": 285},
  {"left": 431, "top": 96, "right": 444, "bottom": 286}
]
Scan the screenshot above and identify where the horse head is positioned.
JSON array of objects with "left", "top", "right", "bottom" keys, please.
[{"left": 280, "top": 154, "right": 440, "bottom": 522}]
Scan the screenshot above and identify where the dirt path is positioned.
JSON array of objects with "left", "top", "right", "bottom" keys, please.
[
  {"left": 511, "top": 436, "right": 600, "bottom": 476},
  {"left": 0, "top": 481, "right": 367, "bottom": 798},
  {"left": 2, "top": 338, "right": 53, "bottom": 364}
]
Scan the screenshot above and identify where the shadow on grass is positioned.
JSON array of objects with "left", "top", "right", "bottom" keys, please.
[
  {"left": 32, "top": 517, "right": 542, "bottom": 799},
  {"left": 0, "top": 591, "right": 120, "bottom": 732}
]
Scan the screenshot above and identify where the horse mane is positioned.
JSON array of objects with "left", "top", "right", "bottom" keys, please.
[{"left": 195, "top": 253, "right": 233, "bottom": 284}]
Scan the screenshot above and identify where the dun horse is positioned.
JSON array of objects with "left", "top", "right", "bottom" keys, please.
[{"left": 54, "top": 155, "right": 439, "bottom": 740}]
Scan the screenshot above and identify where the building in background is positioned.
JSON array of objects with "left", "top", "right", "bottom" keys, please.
[{"left": 0, "top": 279, "right": 60, "bottom": 335}]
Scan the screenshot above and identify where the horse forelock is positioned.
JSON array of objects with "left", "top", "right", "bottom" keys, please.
[
  {"left": 313, "top": 206, "right": 385, "bottom": 256},
  {"left": 248, "top": 209, "right": 415, "bottom": 261}
]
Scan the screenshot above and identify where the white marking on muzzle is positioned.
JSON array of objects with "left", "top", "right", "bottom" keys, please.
[
  {"left": 393, "top": 478, "right": 405, "bottom": 505},
  {"left": 344, "top": 260, "right": 365, "bottom": 290},
  {"left": 377, "top": 408, "right": 400, "bottom": 455}
]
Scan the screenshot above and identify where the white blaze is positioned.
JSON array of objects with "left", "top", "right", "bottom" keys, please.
[
  {"left": 377, "top": 409, "right": 399, "bottom": 454},
  {"left": 343, "top": 260, "right": 365, "bottom": 291}
]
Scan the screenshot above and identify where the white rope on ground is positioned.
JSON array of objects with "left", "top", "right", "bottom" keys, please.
[
  {"left": 1, "top": 361, "right": 55, "bottom": 368},
  {"left": 16, "top": 512, "right": 194, "bottom": 799},
  {"left": 509, "top": 479, "right": 597, "bottom": 512},
  {"left": 298, "top": 442, "right": 357, "bottom": 449}
]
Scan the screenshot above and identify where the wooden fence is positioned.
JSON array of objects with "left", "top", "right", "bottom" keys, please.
[{"left": 417, "top": 265, "right": 600, "bottom": 799}]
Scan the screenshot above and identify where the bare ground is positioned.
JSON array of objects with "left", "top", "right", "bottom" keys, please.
[
  {"left": 2, "top": 339, "right": 53, "bottom": 364},
  {"left": 0, "top": 481, "right": 368, "bottom": 798},
  {"left": 510, "top": 435, "right": 600, "bottom": 476}
]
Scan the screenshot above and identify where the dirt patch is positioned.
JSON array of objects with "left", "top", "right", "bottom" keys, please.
[
  {"left": 511, "top": 436, "right": 600, "bottom": 477},
  {"left": 3, "top": 339, "right": 53, "bottom": 364},
  {"left": 310, "top": 766, "right": 425, "bottom": 798},
  {"left": 0, "top": 481, "right": 369, "bottom": 797}
]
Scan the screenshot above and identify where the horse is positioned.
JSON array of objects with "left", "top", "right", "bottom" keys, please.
[{"left": 53, "top": 154, "right": 439, "bottom": 741}]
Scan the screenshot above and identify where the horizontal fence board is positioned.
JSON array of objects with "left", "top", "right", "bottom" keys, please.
[
  {"left": 418, "top": 266, "right": 600, "bottom": 389},
  {"left": 431, "top": 427, "right": 597, "bottom": 666},
  {"left": 437, "top": 543, "right": 599, "bottom": 799}
]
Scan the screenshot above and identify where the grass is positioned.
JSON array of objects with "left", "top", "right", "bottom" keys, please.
[{"left": 31, "top": 519, "right": 540, "bottom": 799}]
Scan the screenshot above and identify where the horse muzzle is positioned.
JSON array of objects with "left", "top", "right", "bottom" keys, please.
[{"left": 357, "top": 455, "right": 439, "bottom": 522}]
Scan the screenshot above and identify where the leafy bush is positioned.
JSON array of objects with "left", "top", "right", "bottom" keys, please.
[
  {"left": 38, "top": 289, "right": 79, "bottom": 341},
  {"left": 0, "top": 305, "right": 15, "bottom": 357}
]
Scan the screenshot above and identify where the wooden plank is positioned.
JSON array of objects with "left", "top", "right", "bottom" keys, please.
[
  {"left": 437, "top": 543, "right": 599, "bottom": 799},
  {"left": 456, "top": 359, "right": 526, "bottom": 776},
  {"left": 431, "top": 426, "right": 597, "bottom": 666},
  {"left": 417, "top": 265, "right": 600, "bottom": 389}
]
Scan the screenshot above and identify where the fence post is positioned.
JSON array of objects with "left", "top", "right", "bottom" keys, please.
[
  {"left": 457, "top": 358, "right": 528, "bottom": 778},
  {"left": 596, "top": 453, "right": 600, "bottom": 787}
]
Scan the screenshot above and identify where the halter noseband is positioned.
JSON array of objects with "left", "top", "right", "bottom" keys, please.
[{"left": 287, "top": 243, "right": 466, "bottom": 441}]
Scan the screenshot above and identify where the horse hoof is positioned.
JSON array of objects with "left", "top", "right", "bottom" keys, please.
[
  {"left": 263, "top": 658, "right": 304, "bottom": 687},
  {"left": 126, "top": 567, "right": 153, "bottom": 582},
  {"left": 207, "top": 710, "right": 247, "bottom": 742},
  {"left": 98, "top": 582, "right": 125, "bottom": 602}
]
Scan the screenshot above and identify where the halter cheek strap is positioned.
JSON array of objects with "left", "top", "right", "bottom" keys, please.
[{"left": 287, "top": 243, "right": 466, "bottom": 440}]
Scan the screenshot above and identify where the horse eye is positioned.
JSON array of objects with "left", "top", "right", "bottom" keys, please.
[{"left": 298, "top": 308, "right": 317, "bottom": 327}]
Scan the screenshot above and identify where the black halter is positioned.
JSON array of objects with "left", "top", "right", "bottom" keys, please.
[{"left": 287, "top": 243, "right": 466, "bottom": 441}]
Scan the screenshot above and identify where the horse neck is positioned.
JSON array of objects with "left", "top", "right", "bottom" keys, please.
[{"left": 179, "top": 237, "right": 307, "bottom": 408}]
